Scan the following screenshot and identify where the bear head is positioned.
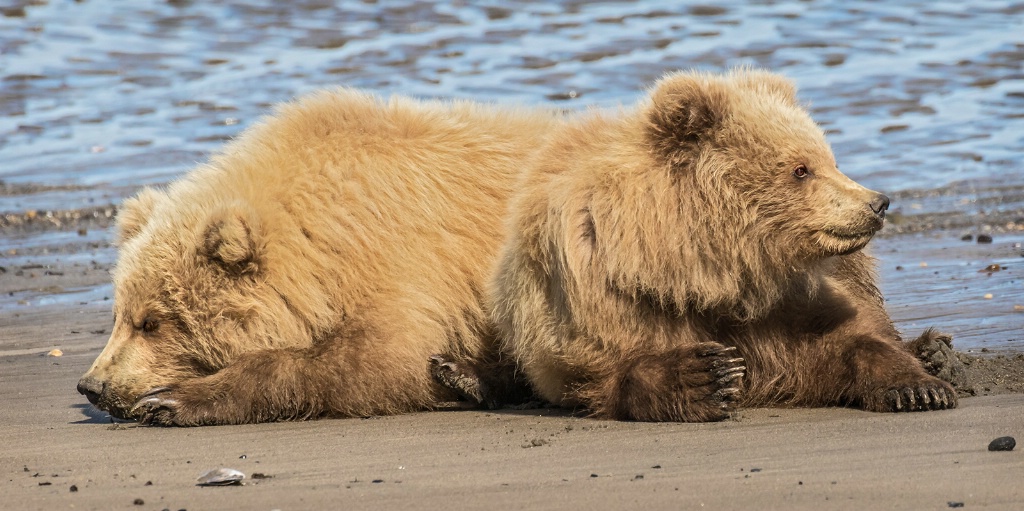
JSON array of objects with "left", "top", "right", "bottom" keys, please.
[
  {"left": 77, "top": 184, "right": 303, "bottom": 420},
  {"left": 646, "top": 69, "right": 889, "bottom": 259},
  {"left": 594, "top": 70, "right": 890, "bottom": 322}
]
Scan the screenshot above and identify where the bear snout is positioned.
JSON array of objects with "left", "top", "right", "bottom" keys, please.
[
  {"left": 869, "top": 193, "right": 890, "bottom": 219},
  {"left": 77, "top": 376, "right": 104, "bottom": 406}
]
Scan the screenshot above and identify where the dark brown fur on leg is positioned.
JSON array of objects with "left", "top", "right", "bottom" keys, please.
[{"left": 582, "top": 343, "right": 745, "bottom": 422}]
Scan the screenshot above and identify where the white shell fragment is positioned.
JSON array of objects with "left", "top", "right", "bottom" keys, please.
[{"left": 196, "top": 468, "right": 246, "bottom": 486}]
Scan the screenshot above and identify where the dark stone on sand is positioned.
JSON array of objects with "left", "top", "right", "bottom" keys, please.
[
  {"left": 988, "top": 436, "right": 1016, "bottom": 451},
  {"left": 961, "top": 234, "right": 973, "bottom": 241},
  {"left": 948, "top": 502, "right": 964, "bottom": 508},
  {"left": 134, "top": 498, "right": 145, "bottom": 505},
  {"left": 977, "top": 234, "right": 993, "bottom": 243},
  {"left": 70, "top": 485, "right": 78, "bottom": 492}
]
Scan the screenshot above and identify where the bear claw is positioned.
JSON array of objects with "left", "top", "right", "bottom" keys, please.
[
  {"left": 883, "top": 384, "right": 956, "bottom": 412},
  {"left": 130, "top": 387, "right": 180, "bottom": 426},
  {"left": 429, "top": 354, "right": 492, "bottom": 408}
]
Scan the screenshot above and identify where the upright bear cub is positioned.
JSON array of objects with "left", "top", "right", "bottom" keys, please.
[
  {"left": 78, "top": 90, "right": 551, "bottom": 425},
  {"left": 489, "top": 69, "right": 956, "bottom": 421}
]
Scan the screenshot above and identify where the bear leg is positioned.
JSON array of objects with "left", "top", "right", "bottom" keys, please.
[
  {"left": 582, "top": 343, "right": 745, "bottom": 422},
  {"left": 131, "top": 340, "right": 437, "bottom": 426}
]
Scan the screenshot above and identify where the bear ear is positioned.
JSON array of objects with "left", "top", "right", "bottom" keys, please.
[
  {"left": 114, "top": 187, "right": 165, "bottom": 246},
  {"left": 201, "top": 203, "right": 264, "bottom": 276},
  {"left": 645, "top": 72, "right": 730, "bottom": 164},
  {"left": 730, "top": 69, "right": 799, "bottom": 106}
]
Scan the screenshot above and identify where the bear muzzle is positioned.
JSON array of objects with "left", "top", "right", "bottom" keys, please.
[
  {"left": 76, "top": 376, "right": 104, "bottom": 406},
  {"left": 77, "top": 375, "right": 137, "bottom": 420},
  {"left": 869, "top": 193, "right": 890, "bottom": 220}
]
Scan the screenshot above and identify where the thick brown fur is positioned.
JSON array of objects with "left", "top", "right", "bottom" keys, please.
[
  {"left": 490, "top": 69, "right": 956, "bottom": 422},
  {"left": 78, "top": 89, "right": 554, "bottom": 425}
]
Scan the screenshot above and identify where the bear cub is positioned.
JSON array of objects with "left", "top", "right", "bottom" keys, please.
[{"left": 482, "top": 69, "right": 957, "bottom": 421}]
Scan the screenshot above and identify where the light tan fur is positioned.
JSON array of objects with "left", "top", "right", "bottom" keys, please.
[
  {"left": 79, "top": 89, "right": 558, "bottom": 425},
  {"left": 79, "top": 70, "right": 955, "bottom": 426},
  {"left": 491, "top": 69, "right": 956, "bottom": 421}
]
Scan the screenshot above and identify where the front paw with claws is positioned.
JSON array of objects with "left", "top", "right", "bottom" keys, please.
[
  {"left": 703, "top": 345, "right": 746, "bottom": 414},
  {"left": 868, "top": 377, "right": 958, "bottom": 412},
  {"left": 131, "top": 387, "right": 181, "bottom": 426},
  {"left": 602, "top": 342, "right": 746, "bottom": 422},
  {"left": 429, "top": 355, "right": 495, "bottom": 408}
]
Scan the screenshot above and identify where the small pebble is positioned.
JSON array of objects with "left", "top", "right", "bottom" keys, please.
[
  {"left": 70, "top": 485, "right": 78, "bottom": 492},
  {"left": 984, "top": 293, "right": 993, "bottom": 299},
  {"left": 961, "top": 234, "right": 973, "bottom": 241},
  {"left": 47, "top": 349, "right": 63, "bottom": 357},
  {"left": 133, "top": 498, "right": 144, "bottom": 506},
  {"left": 988, "top": 436, "right": 1016, "bottom": 451},
  {"left": 977, "top": 234, "right": 993, "bottom": 243},
  {"left": 948, "top": 502, "right": 964, "bottom": 508}
]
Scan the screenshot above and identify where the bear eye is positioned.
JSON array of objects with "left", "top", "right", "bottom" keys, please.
[
  {"left": 141, "top": 317, "right": 159, "bottom": 333},
  {"left": 793, "top": 165, "right": 810, "bottom": 179}
]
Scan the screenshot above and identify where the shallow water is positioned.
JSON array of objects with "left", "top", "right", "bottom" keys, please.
[{"left": 2, "top": 1, "right": 1023, "bottom": 349}]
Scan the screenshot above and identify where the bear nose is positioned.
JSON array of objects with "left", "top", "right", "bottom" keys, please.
[
  {"left": 869, "top": 193, "right": 890, "bottom": 217},
  {"left": 77, "top": 377, "right": 103, "bottom": 405}
]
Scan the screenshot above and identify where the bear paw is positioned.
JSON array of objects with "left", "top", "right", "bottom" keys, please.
[
  {"left": 429, "top": 355, "right": 495, "bottom": 409},
  {"left": 601, "top": 343, "right": 745, "bottom": 422},
  {"left": 130, "top": 387, "right": 181, "bottom": 426},
  {"left": 906, "top": 328, "right": 968, "bottom": 389},
  {"left": 870, "top": 377, "right": 958, "bottom": 412},
  {"left": 703, "top": 345, "right": 747, "bottom": 413}
]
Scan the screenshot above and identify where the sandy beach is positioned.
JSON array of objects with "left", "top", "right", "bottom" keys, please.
[{"left": 1, "top": 255, "right": 1022, "bottom": 510}]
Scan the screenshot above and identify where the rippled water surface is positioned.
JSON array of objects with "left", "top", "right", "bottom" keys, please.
[{"left": 2, "top": 1, "right": 1023, "bottom": 349}]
